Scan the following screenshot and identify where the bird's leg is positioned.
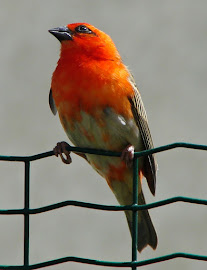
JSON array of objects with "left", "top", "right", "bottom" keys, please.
[
  {"left": 53, "top": 141, "right": 87, "bottom": 164},
  {"left": 121, "top": 144, "right": 134, "bottom": 167}
]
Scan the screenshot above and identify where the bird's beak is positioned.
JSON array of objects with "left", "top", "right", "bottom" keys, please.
[{"left": 48, "top": 26, "right": 73, "bottom": 42}]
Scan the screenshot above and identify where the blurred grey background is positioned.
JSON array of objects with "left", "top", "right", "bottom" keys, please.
[{"left": 0, "top": 0, "right": 207, "bottom": 269}]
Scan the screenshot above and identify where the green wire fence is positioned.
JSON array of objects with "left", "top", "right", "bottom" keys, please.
[{"left": 0, "top": 142, "right": 207, "bottom": 269}]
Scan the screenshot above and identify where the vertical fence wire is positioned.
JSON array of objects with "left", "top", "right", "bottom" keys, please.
[
  {"left": 132, "top": 157, "right": 138, "bottom": 270},
  {"left": 24, "top": 161, "right": 30, "bottom": 268}
]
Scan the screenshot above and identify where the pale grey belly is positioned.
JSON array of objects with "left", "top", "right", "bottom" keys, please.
[{"left": 63, "top": 108, "right": 143, "bottom": 176}]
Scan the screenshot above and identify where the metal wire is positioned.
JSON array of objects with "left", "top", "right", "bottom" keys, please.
[
  {"left": 24, "top": 161, "right": 30, "bottom": 267},
  {"left": 132, "top": 157, "right": 139, "bottom": 269},
  {"left": 0, "top": 142, "right": 207, "bottom": 269}
]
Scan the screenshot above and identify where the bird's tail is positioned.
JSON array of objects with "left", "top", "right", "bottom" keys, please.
[
  {"left": 106, "top": 174, "right": 157, "bottom": 252},
  {"left": 125, "top": 190, "right": 157, "bottom": 252}
]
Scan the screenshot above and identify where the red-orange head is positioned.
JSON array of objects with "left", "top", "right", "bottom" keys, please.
[{"left": 48, "top": 23, "right": 121, "bottom": 62}]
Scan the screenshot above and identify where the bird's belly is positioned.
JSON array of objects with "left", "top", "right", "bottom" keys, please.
[{"left": 59, "top": 108, "right": 143, "bottom": 178}]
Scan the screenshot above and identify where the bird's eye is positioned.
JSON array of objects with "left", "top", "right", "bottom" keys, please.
[{"left": 75, "top": 25, "right": 92, "bottom": 34}]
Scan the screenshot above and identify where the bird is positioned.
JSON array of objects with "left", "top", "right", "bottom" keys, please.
[{"left": 48, "top": 22, "right": 157, "bottom": 252}]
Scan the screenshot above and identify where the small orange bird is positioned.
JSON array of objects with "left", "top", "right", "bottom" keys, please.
[{"left": 49, "top": 23, "right": 157, "bottom": 252}]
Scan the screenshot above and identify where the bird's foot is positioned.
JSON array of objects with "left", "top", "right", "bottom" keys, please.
[
  {"left": 53, "top": 141, "right": 72, "bottom": 164},
  {"left": 121, "top": 144, "right": 134, "bottom": 167}
]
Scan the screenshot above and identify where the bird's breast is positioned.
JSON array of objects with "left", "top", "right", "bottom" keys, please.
[{"left": 52, "top": 59, "right": 135, "bottom": 119}]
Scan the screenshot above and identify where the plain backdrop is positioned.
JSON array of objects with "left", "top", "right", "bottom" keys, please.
[{"left": 0, "top": 1, "right": 207, "bottom": 269}]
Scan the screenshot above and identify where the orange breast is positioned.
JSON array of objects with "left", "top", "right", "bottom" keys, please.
[{"left": 51, "top": 56, "right": 134, "bottom": 123}]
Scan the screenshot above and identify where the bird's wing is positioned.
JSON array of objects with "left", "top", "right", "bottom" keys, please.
[
  {"left": 128, "top": 75, "right": 157, "bottom": 195},
  {"left": 49, "top": 88, "right": 57, "bottom": 115}
]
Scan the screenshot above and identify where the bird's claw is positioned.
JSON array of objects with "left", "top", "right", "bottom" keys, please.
[
  {"left": 121, "top": 144, "right": 134, "bottom": 168},
  {"left": 53, "top": 141, "right": 72, "bottom": 164}
]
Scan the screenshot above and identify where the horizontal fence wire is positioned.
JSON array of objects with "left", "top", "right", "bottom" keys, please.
[{"left": 0, "top": 142, "right": 207, "bottom": 269}]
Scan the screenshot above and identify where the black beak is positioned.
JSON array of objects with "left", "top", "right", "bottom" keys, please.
[{"left": 48, "top": 26, "right": 73, "bottom": 42}]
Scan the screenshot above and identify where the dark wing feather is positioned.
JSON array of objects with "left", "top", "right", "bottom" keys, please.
[
  {"left": 49, "top": 88, "right": 57, "bottom": 115},
  {"left": 128, "top": 75, "right": 157, "bottom": 195}
]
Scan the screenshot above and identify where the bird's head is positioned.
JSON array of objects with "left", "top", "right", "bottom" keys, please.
[{"left": 49, "top": 23, "right": 121, "bottom": 61}]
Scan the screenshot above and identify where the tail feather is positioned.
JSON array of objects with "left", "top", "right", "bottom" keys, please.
[{"left": 125, "top": 191, "right": 157, "bottom": 252}]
